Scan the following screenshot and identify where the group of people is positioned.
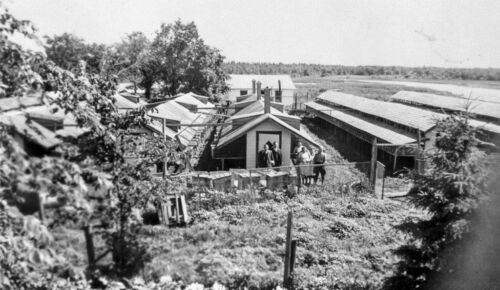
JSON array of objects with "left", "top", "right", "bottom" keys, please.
[
  {"left": 257, "top": 140, "right": 327, "bottom": 185},
  {"left": 292, "top": 141, "right": 327, "bottom": 185},
  {"left": 257, "top": 141, "right": 282, "bottom": 168}
]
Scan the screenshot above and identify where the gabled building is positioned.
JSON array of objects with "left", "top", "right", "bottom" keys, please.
[
  {"left": 226, "top": 74, "right": 296, "bottom": 106},
  {"left": 213, "top": 88, "right": 318, "bottom": 170}
]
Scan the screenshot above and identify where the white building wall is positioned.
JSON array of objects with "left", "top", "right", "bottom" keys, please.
[{"left": 245, "top": 120, "right": 292, "bottom": 169}]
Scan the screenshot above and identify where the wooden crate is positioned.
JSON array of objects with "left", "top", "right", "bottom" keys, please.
[
  {"left": 265, "top": 170, "right": 290, "bottom": 190},
  {"left": 235, "top": 171, "right": 262, "bottom": 190}
]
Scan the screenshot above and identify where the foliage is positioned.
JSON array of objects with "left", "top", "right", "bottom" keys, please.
[
  {"left": 0, "top": 2, "right": 180, "bottom": 286},
  {"left": 141, "top": 187, "right": 423, "bottom": 289},
  {"left": 224, "top": 61, "right": 500, "bottom": 81},
  {"left": 149, "top": 20, "right": 229, "bottom": 99},
  {"left": 385, "top": 113, "right": 488, "bottom": 289},
  {"left": 45, "top": 33, "right": 107, "bottom": 75}
]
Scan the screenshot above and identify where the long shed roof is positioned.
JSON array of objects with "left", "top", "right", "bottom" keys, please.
[
  {"left": 305, "top": 102, "right": 416, "bottom": 145},
  {"left": 317, "top": 91, "right": 500, "bottom": 136},
  {"left": 391, "top": 91, "right": 500, "bottom": 120},
  {"left": 228, "top": 74, "right": 296, "bottom": 90},
  {"left": 317, "top": 91, "right": 445, "bottom": 132}
]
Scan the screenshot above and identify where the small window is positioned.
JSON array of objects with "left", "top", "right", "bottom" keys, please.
[{"left": 240, "top": 90, "right": 248, "bottom": 95}]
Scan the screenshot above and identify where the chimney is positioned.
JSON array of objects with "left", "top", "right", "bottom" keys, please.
[
  {"left": 256, "top": 81, "right": 262, "bottom": 100},
  {"left": 278, "top": 80, "right": 282, "bottom": 95},
  {"left": 264, "top": 87, "right": 271, "bottom": 114},
  {"left": 252, "top": 79, "right": 256, "bottom": 94}
]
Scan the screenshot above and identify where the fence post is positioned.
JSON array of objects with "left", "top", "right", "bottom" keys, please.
[
  {"left": 83, "top": 225, "right": 95, "bottom": 270},
  {"left": 381, "top": 175, "right": 386, "bottom": 200},
  {"left": 369, "top": 138, "right": 378, "bottom": 190},
  {"left": 290, "top": 240, "right": 297, "bottom": 286},
  {"left": 284, "top": 211, "right": 293, "bottom": 289}
]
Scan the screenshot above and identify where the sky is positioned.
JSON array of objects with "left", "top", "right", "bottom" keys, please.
[{"left": 6, "top": 0, "right": 500, "bottom": 68}]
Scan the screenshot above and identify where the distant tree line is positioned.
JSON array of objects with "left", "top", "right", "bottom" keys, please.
[{"left": 224, "top": 61, "right": 500, "bottom": 81}]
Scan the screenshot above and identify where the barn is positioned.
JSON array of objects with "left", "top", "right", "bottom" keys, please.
[
  {"left": 225, "top": 74, "right": 296, "bottom": 106},
  {"left": 213, "top": 88, "right": 318, "bottom": 170}
]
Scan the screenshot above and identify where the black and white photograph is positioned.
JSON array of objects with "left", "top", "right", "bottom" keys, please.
[{"left": 1, "top": 0, "right": 500, "bottom": 289}]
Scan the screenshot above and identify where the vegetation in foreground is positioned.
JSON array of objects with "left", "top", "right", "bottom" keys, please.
[{"left": 141, "top": 184, "right": 423, "bottom": 289}]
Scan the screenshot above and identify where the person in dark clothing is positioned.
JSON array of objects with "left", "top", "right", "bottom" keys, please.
[
  {"left": 258, "top": 144, "right": 274, "bottom": 168},
  {"left": 313, "top": 146, "right": 327, "bottom": 185},
  {"left": 272, "top": 141, "right": 282, "bottom": 168}
]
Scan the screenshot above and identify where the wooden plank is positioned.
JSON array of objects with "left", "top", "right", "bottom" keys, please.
[
  {"left": 180, "top": 195, "right": 189, "bottom": 223},
  {"left": 175, "top": 194, "right": 180, "bottom": 224},
  {"left": 83, "top": 225, "right": 95, "bottom": 270}
]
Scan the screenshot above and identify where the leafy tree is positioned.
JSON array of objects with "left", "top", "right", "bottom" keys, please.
[
  {"left": 385, "top": 113, "right": 488, "bottom": 289},
  {"left": 149, "top": 20, "right": 228, "bottom": 98},
  {"left": 45, "top": 33, "right": 107, "bottom": 75}
]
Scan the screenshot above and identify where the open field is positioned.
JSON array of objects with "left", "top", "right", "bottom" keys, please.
[{"left": 292, "top": 76, "right": 500, "bottom": 104}]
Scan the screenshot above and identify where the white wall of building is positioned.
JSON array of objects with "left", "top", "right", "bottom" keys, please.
[{"left": 245, "top": 120, "right": 292, "bottom": 168}]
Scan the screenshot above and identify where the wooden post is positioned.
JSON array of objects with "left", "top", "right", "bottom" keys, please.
[
  {"left": 83, "top": 225, "right": 95, "bottom": 270},
  {"left": 162, "top": 119, "right": 167, "bottom": 179},
  {"left": 180, "top": 195, "right": 189, "bottom": 223},
  {"left": 283, "top": 211, "right": 293, "bottom": 289},
  {"left": 38, "top": 193, "right": 45, "bottom": 224},
  {"left": 416, "top": 130, "right": 422, "bottom": 174},
  {"left": 369, "top": 138, "right": 378, "bottom": 190},
  {"left": 381, "top": 175, "right": 386, "bottom": 200},
  {"left": 290, "top": 240, "right": 297, "bottom": 287}
]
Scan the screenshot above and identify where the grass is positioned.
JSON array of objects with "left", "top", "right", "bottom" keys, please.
[{"left": 141, "top": 188, "right": 424, "bottom": 289}]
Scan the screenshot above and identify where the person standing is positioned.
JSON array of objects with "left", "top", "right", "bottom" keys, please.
[
  {"left": 313, "top": 146, "right": 327, "bottom": 185},
  {"left": 292, "top": 141, "right": 304, "bottom": 165},
  {"left": 272, "top": 141, "right": 282, "bottom": 168},
  {"left": 297, "top": 146, "right": 312, "bottom": 185},
  {"left": 258, "top": 144, "right": 274, "bottom": 168}
]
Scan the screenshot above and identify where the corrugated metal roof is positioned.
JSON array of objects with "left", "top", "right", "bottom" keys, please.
[
  {"left": 305, "top": 102, "right": 416, "bottom": 144},
  {"left": 148, "top": 100, "right": 198, "bottom": 123},
  {"left": 0, "top": 95, "right": 43, "bottom": 112},
  {"left": 318, "top": 91, "right": 500, "bottom": 136},
  {"left": 230, "top": 100, "right": 297, "bottom": 120},
  {"left": 217, "top": 113, "right": 319, "bottom": 148},
  {"left": 174, "top": 93, "right": 214, "bottom": 110},
  {"left": 113, "top": 94, "right": 140, "bottom": 111},
  {"left": 391, "top": 91, "right": 500, "bottom": 120},
  {"left": 182, "top": 92, "right": 210, "bottom": 104},
  {"left": 10, "top": 115, "right": 60, "bottom": 149},
  {"left": 228, "top": 74, "right": 296, "bottom": 90},
  {"left": 317, "top": 91, "right": 445, "bottom": 132}
]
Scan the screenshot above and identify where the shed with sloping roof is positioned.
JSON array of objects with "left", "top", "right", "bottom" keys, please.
[
  {"left": 390, "top": 90, "right": 500, "bottom": 122},
  {"left": 214, "top": 89, "right": 318, "bottom": 170}
]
